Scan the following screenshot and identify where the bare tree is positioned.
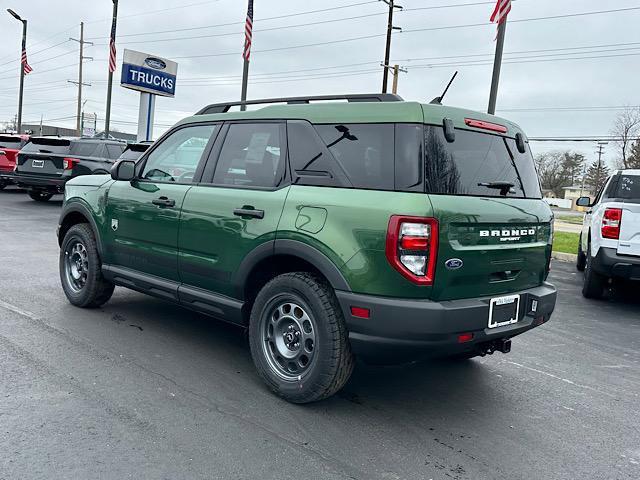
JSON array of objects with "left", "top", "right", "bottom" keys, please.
[{"left": 611, "top": 106, "right": 640, "bottom": 169}]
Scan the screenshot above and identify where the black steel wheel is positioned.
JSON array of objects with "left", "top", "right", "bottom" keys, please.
[
  {"left": 249, "top": 272, "right": 355, "bottom": 403},
  {"left": 60, "top": 224, "right": 114, "bottom": 308}
]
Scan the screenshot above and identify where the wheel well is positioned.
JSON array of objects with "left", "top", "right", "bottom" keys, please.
[
  {"left": 58, "top": 211, "right": 90, "bottom": 246},
  {"left": 243, "top": 254, "right": 329, "bottom": 319}
]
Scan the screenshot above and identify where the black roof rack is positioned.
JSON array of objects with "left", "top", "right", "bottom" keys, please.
[{"left": 195, "top": 93, "right": 403, "bottom": 115}]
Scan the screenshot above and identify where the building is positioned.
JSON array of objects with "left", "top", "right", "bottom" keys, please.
[
  {"left": 563, "top": 185, "right": 594, "bottom": 211},
  {"left": 20, "top": 124, "right": 136, "bottom": 143}
]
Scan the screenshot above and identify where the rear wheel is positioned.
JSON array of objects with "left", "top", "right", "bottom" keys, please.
[
  {"left": 0, "top": 181, "right": 6, "bottom": 190},
  {"left": 582, "top": 241, "right": 607, "bottom": 299},
  {"left": 576, "top": 233, "right": 586, "bottom": 271},
  {"left": 249, "top": 272, "right": 355, "bottom": 403},
  {"left": 28, "top": 191, "right": 53, "bottom": 202},
  {"left": 60, "top": 223, "right": 114, "bottom": 308}
]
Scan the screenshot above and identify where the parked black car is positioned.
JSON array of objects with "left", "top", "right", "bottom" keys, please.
[
  {"left": 13, "top": 137, "right": 127, "bottom": 201},
  {"left": 116, "top": 141, "right": 153, "bottom": 163}
]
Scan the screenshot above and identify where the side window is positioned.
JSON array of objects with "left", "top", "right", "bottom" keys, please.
[
  {"left": 592, "top": 178, "right": 609, "bottom": 205},
  {"left": 213, "top": 123, "right": 285, "bottom": 188},
  {"left": 315, "top": 124, "right": 394, "bottom": 191},
  {"left": 287, "top": 120, "right": 350, "bottom": 188},
  {"left": 106, "top": 144, "right": 126, "bottom": 160},
  {"left": 141, "top": 124, "right": 217, "bottom": 183}
]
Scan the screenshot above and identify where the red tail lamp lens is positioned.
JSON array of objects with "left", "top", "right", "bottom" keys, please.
[{"left": 350, "top": 307, "right": 370, "bottom": 319}]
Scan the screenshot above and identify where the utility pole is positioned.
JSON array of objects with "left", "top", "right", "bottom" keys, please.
[
  {"left": 596, "top": 141, "right": 608, "bottom": 189},
  {"left": 381, "top": 63, "right": 407, "bottom": 94},
  {"left": 488, "top": 19, "right": 507, "bottom": 115},
  {"left": 381, "top": 0, "right": 402, "bottom": 94},
  {"left": 7, "top": 9, "right": 27, "bottom": 133},
  {"left": 69, "top": 22, "right": 93, "bottom": 136},
  {"left": 105, "top": 0, "right": 119, "bottom": 137}
]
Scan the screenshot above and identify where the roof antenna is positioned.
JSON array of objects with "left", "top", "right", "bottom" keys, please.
[{"left": 430, "top": 71, "right": 458, "bottom": 105}]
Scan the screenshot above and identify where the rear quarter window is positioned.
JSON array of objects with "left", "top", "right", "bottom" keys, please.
[
  {"left": 609, "top": 175, "right": 640, "bottom": 203},
  {"left": 315, "top": 124, "right": 394, "bottom": 191}
]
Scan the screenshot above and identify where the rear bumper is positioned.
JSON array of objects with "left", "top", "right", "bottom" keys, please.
[
  {"left": 336, "top": 282, "right": 557, "bottom": 362},
  {"left": 593, "top": 247, "right": 640, "bottom": 280},
  {"left": 13, "top": 174, "right": 67, "bottom": 192},
  {"left": 0, "top": 171, "right": 15, "bottom": 184}
]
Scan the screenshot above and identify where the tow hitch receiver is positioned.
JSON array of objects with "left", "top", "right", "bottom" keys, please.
[{"left": 479, "top": 338, "right": 512, "bottom": 356}]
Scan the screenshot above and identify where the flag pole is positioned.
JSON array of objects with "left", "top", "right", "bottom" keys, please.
[
  {"left": 105, "top": 0, "right": 118, "bottom": 137},
  {"left": 240, "top": 57, "right": 249, "bottom": 112},
  {"left": 240, "top": 0, "right": 253, "bottom": 112},
  {"left": 488, "top": 15, "right": 507, "bottom": 115}
]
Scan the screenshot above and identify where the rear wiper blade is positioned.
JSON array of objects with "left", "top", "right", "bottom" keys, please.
[{"left": 477, "top": 181, "right": 515, "bottom": 196}]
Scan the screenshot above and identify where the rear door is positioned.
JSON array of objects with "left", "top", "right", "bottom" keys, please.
[
  {"left": 422, "top": 126, "right": 552, "bottom": 302},
  {"left": 16, "top": 138, "right": 72, "bottom": 178},
  {"left": 613, "top": 174, "right": 640, "bottom": 257},
  {"left": 102, "top": 124, "right": 219, "bottom": 285},
  {"left": 177, "top": 122, "right": 289, "bottom": 299}
]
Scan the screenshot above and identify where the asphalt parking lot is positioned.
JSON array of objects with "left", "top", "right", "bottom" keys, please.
[{"left": 0, "top": 188, "right": 639, "bottom": 480}]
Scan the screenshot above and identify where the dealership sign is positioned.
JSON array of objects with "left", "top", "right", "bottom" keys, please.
[{"left": 120, "top": 49, "right": 178, "bottom": 97}]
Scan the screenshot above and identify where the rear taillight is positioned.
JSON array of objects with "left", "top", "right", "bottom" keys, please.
[
  {"left": 602, "top": 208, "right": 622, "bottom": 239},
  {"left": 385, "top": 216, "right": 438, "bottom": 286},
  {"left": 63, "top": 157, "right": 79, "bottom": 170}
]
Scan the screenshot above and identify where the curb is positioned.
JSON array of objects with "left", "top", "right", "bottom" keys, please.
[{"left": 552, "top": 251, "right": 578, "bottom": 263}]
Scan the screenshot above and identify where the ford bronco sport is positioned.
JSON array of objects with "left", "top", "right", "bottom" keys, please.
[{"left": 57, "top": 94, "right": 557, "bottom": 403}]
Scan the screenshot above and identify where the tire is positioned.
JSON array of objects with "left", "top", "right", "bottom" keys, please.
[
  {"left": 0, "top": 182, "right": 6, "bottom": 190},
  {"left": 59, "top": 223, "right": 115, "bottom": 308},
  {"left": 576, "top": 233, "right": 586, "bottom": 271},
  {"left": 28, "top": 191, "right": 53, "bottom": 202},
  {"left": 248, "top": 272, "right": 355, "bottom": 404},
  {"left": 582, "top": 241, "right": 606, "bottom": 299}
]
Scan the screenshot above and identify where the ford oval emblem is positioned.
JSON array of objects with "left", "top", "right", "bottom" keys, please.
[
  {"left": 445, "top": 258, "right": 464, "bottom": 270},
  {"left": 145, "top": 57, "right": 166, "bottom": 70}
]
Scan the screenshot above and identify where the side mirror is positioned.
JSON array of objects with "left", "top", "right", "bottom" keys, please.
[
  {"left": 576, "top": 196, "right": 591, "bottom": 207},
  {"left": 111, "top": 160, "right": 136, "bottom": 181}
]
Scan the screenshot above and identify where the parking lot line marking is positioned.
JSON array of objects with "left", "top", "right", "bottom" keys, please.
[
  {"left": 505, "top": 360, "right": 617, "bottom": 399},
  {"left": 0, "top": 299, "right": 40, "bottom": 321}
]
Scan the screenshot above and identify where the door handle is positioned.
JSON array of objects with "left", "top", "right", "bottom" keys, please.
[
  {"left": 234, "top": 207, "right": 264, "bottom": 219},
  {"left": 152, "top": 196, "right": 176, "bottom": 208}
]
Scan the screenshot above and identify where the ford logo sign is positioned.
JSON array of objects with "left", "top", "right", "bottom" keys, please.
[
  {"left": 445, "top": 258, "right": 464, "bottom": 270},
  {"left": 145, "top": 57, "right": 166, "bottom": 70}
]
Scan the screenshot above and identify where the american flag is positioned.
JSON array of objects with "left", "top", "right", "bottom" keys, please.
[
  {"left": 242, "top": 0, "right": 254, "bottom": 62},
  {"left": 108, "top": 21, "right": 117, "bottom": 73},
  {"left": 490, "top": 0, "right": 511, "bottom": 26},
  {"left": 21, "top": 49, "right": 33, "bottom": 75}
]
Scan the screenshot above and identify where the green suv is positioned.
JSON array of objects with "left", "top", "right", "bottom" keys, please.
[{"left": 57, "top": 94, "right": 556, "bottom": 403}]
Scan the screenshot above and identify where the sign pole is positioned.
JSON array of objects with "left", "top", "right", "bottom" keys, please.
[
  {"left": 105, "top": 0, "right": 119, "bottom": 137},
  {"left": 137, "top": 92, "right": 156, "bottom": 142}
]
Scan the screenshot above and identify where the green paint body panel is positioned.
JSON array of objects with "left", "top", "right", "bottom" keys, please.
[
  {"left": 178, "top": 185, "right": 289, "bottom": 297},
  {"left": 102, "top": 180, "right": 191, "bottom": 282},
  {"left": 61, "top": 100, "right": 551, "bottom": 307}
]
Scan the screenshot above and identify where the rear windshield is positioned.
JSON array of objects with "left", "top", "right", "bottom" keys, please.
[
  {"left": 119, "top": 147, "right": 147, "bottom": 162},
  {"left": 611, "top": 175, "right": 640, "bottom": 202},
  {"left": 424, "top": 127, "right": 541, "bottom": 199},
  {"left": 21, "top": 138, "right": 71, "bottom": 155},
  {"left": 70, "top": 142, "right": 101, "bottom": 157},
  {"left": 0, "top": 136, "right": 25, "bottom": 149}
]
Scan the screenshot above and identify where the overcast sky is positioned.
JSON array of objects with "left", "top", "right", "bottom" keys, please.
[{"left": 0, "top": 0, "right": 638, "bottom": 167}]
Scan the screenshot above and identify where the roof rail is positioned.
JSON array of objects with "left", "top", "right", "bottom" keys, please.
[{"left": 195, "top": 93, "right": 403, "bottom": 115}]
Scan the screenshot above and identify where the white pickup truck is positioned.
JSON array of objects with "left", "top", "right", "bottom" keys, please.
[{"left": 576, "top": 170, "right": 640, "bottom": 298}]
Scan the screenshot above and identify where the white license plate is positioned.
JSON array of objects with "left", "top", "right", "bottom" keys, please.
[
  {"left": 488, "top": 294, "right": 520, "bottom": 328},
  {"left": 31, "top": 159, "right": 44, "bottom": 168}
]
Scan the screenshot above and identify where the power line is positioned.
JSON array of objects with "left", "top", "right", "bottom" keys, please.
[
  {"left": 0, "top": 40, "right": 71, "bottom": 69},
  {"left": 84, "top": 0, "right": 225, "bottom": 25},
  {"left": 87, "top": 1, "right": 379, "bottom": 40}
]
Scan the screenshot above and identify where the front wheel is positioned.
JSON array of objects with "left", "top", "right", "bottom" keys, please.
[
  {"left": 582, "top": 243, "right": 607, "bottom": 299},
  {"left": 60, "top": 224, "right": 115, "bottom": 308},
  {"left": 249, "top": 272, "right": 355, "bottom": 404},
  {"left": 28, "top": 191, "right": 53, "bottom": 202}
]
